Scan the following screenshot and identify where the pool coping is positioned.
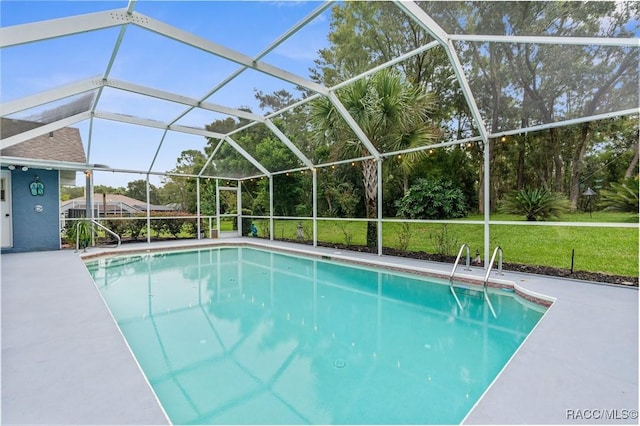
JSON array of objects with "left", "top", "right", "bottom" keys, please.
[
  {"left": 2, "top": 237, "right": 638, "bottom": 424},
  {"left": 81, "top": 239, "right": 557, "bottom": 309}
]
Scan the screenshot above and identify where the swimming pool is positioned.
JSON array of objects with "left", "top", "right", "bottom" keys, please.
[{"left": 85, "top": 246, "right": 547, "bottom": 425}]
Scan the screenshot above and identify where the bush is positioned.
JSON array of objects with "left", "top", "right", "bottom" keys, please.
[
  {"left": 126, "top": 217, "right": 147, "bottom": 240},
  {"left": 500, "top": 188, "right": 568, "bottom": 221},
  {"left": 395, "top": 178, "right": 468, "bottom": 220},
  {"left": 64, "top": 220, "right": 92, "bottom": 248},
  {"left": 599, "top": 177, "right": 639, "bottom": 213},
  {"left": 102, "top": 219, "right": 128, "bottom": 241}
]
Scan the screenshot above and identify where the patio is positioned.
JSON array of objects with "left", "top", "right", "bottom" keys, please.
[{"left": 1, "top": 239, "right": 637, "bottom": 424}]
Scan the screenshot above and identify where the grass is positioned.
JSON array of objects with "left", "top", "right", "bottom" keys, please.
[
  {"left": 251, "top": 213, "right": 638, "bottom": 277},
  {"left": 87, "top": 213, "right": 637, "bottom": 276}
]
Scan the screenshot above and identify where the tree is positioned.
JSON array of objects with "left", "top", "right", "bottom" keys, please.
[
  {"left": 94, "top": 184, "right": 124, "bottom": 195},
  {"left": 497, "top": 2, "right": 638, "bottom": 210},
  {"left": 125, "top": 179, "right": 160, "bottom": 204},
  {"left": 161, "top": 150, "right": 207, "bottom": 212},
  {"left": 444, "top": 2, "right": 639, "bottom": 212},
  {"left": 60, "top": 186, "right": 84, "bottom": 201},
  {"left": 311, "top": 68, "right": 435, "bottom": 249}
]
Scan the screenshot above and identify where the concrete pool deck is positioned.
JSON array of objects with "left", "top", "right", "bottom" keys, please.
[{"left": 1, "top": 237, "right": 638, "bottom": 424}]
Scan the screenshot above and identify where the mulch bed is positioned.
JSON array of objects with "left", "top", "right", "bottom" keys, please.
[{"left": 312, "top": 241, "right": 638, "bottom": 287}]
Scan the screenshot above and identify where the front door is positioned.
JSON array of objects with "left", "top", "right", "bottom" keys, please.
[{"left": 1, "top": 170, "right": 13, "bottom": 248}]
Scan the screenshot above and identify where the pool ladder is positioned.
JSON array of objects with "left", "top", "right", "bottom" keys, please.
[
  {"left": 75, "top": 219, "right": 121, "bottom": 253},
  {"left": 481, "top": 246, "right": 503, "bottom": 318},
  {"left": 448, "top": 243, "right": 471, "bottom": 311},
  {"left": 449, "top": 244, "right": 501, "bottom": 318}
]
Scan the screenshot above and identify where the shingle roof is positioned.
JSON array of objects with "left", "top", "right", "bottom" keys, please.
[
  {"left": 62, "top": 193, "right": 176, "bottom": 212},
  {"left": 1, "top": 118, "right": 87, "bottom": 163}
]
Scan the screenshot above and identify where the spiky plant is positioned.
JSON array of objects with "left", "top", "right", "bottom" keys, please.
[
  {"left": 500, "top": 188, "right": 569, "bottom": 221},
  {"left": 599, "top": 177, "right": 639, "bottom": 213}
]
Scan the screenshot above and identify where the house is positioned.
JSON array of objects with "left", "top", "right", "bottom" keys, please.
[
  {"left": 61, "top": 193, "right": 177, "bottom": 219},
  {"left": 1, "top": 118, "right": 86, "bottom": 252}
]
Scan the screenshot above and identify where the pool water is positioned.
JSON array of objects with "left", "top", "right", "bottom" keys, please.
[{"left": 85, "top": 246, "right": 546, "bottom": 425}]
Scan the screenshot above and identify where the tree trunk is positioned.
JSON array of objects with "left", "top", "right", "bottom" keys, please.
[
  {"left": 362, "top": 158, "right": 378, "bottom": 250},
  {"left": 516, "top": 138, "right": 526, "bottom": 189},
  {"left": 624, "top": 142, "right": 639, "bottom": 178},
  {"left": 569, "top": 123, "right": 591, "bottom": 212},
  {"left": 549, "top": 128, "right": 564, "bottom": 192}
]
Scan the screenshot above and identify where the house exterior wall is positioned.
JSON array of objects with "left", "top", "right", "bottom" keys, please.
[{"left": 2, "top": 168, "right": 60, "bottom": 253}]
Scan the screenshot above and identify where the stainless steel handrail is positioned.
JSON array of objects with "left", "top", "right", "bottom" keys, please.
[
  {"left": 482, "top": 246, "right": 502, "bottom": 318},
  {"left": 448, "top": 243, "right": 471, "bottom": 311},
  {"left": 75, "top": 219, "right": 121, "bottom": 252}
]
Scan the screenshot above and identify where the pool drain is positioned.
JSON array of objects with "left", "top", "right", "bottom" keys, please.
[{"left": 333, "top": 358, "right": 346, "bottom": 368}]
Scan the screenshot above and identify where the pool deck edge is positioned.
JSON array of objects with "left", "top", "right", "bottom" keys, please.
[{"left": 2, "top": 238, "right": 638, "bottom": 425}]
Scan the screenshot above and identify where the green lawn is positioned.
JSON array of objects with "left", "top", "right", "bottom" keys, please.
[
  {"left": 251, "top": 214, "right": 638, "bottom": 277},
  {"left": 93, "top": 214, "right": 636, "bottom": 276}
]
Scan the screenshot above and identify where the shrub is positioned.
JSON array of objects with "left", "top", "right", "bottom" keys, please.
[
  {"left": 126, "top": 217, "right": 147, "bottom": 240},
  {"left": 599, "top": 177, "right": 639, "bottom": 213},
  {"left": 102, "top": 219, "right": 128, "bottom": 241},
  {"left": 500, "top": 187, "right": 568, "bottom": 221},
  {"left": 397, "top": 222, "right": 411, "bottom": 251},
  {"left": 395, "top": 178, "right": 468, "bottom": 220},
  {"left": 65, "top": 220, "right": 92, "bottom": 248},
  {"left": 431, "top": 224, "right": 459, "bottom": 256}
]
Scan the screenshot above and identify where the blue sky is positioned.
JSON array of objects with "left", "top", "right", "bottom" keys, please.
[
  {"left": 3, "top": 1, "right": 637, "bottom": 190},
  {"left": 1, "top": 1, "right": 333, "bottom": 188}
]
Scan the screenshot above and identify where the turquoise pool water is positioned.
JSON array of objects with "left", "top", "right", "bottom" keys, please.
[{"left": 85, "top": 246, "right": 546, "bottom": 425}]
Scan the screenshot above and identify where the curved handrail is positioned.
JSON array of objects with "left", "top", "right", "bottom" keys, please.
[
  {"left": 482, "top": 246, "right": 502, "bottom": 318},
  {"left": 449, "top": 243, "right": 471, "bottom": 280},
  {"left": 448, "top": 243, "right": 471, "bottom": 311},
  {"left": 75, "top": 219, "right": 121, "bottom": 252}
]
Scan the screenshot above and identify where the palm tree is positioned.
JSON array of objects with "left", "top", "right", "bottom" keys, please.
[{"left": 310, "top": 68, "right": 436, "bottom": 249}]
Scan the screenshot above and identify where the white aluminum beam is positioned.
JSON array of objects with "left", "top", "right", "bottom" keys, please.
[
  {"left": 261, "top": 1, "right": 334, "bottom": 58},
  {"left": 93, "top": 111, "right": 227, "bottom": 139},
  {"left": 332, "top": 40, "right": 441, "bottom": 91},
  {"left": 224, "top": 136, "right": 271, "bottom": 177},
  {"left": 1, "top": 78, "right": 101, "bottom": 116},
  {"left": 147, "top": 129, "right": 169, "bottom": 174},
  {"left": 131, "top": 12, "right": 329, "bottom": 96},
  {"left": 1, "top": 77, "right": 264, "bottom": 124},
  {"left": 489, "top": 108, "right": 640, "bottom": 139},
  {"left": 166, "top": 0, "right": 333, "bottom": 128},
  {"left": 198, "top": 139, "right": 224, "bottom": 177},
  {"left": 170, "top": 124, "right": 226, "bottom": 140},
  {"left": 0, "top": 9, "right": 125, "bottom": 48},
  {"left": 326, "top": 92, "right": 380, "bottom": 158},
  {"left": 94, "top": 111, "right": 168, "bottom": 130},
  {"left": 103, "top": 79, "right": 264, "bottom": 122},
  {"left": 264, "top": 120, "right": 314, "bottom": 168},
  {"left": 392, "top": 1, "right": 448, "bottom": 46},
  {"left": 380, "top": 135, "right": 483, "bottom": 159},
  {"left": 392, "top": 2, "right": 487, "bottom": 124},
  {"left": 449, "top": 34, "right": 640, "bottom": 47},
  {"left": 0, "top": 155, "right": 92, "bottom": 171},
  {"left": 394, "top": 1, "right": 493, "bottom": 266},
  {"left": 0, "top": 111, "right": 91, "bottom": 149},
  {"left": 264, "top": 93, "right": 322, "bottom": 120}
]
